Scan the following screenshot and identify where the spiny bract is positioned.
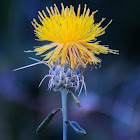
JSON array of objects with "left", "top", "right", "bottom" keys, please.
[{"left": 40, "top": 60, "right": 86, "bottom": 96}]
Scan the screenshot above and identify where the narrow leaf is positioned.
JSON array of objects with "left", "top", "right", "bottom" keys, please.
[
  {"left": 36, "top": 108, "right": 61, "bottom": 134},
  {"left": 68, "top": 120, "right": 86, "bottom": 135},
  {"left": 68, "top": 91, "right": 81, "bottom": 107}
]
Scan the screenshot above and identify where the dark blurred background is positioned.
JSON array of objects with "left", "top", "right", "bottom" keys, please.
[{"left": 0, "top": 0, "right": 140, "bottom": 140}]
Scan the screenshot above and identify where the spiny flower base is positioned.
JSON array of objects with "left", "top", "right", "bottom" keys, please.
[{"left": 45, "top": 60, "right": 86, "bottom": 96}]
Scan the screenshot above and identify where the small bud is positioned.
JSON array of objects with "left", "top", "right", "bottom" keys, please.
[
  {"left": 70, "top": 77, "right": 75, "bottom": 82},
  {"left": 61, "top": 74, "right": 65, "bottom": 80},
  {"left": 54, "top": 76, "right": 59, "bottom": 82},
  {"left": 55, "top": 66, "right": 61, "bottom": 74},
  {"left": 66, "top": 69, "right": 71, "bottom": 77},
  {"left": 51, "top": 71, "right": 55, "bottom": 76}
]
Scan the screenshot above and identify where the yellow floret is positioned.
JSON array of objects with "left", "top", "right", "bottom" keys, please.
[{"left": 28, "top": 3, "right": 119, "bottom": 69}]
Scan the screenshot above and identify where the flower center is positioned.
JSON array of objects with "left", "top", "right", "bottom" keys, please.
[{"left": 69, "top": 41, "right": 74, "bottom": 46}]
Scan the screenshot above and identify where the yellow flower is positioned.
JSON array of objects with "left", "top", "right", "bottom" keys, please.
[{"left": 27, "top": 3, "right": 119, "bottom": 69}]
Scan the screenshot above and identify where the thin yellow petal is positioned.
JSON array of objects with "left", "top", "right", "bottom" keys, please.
[
  {"left": 34, "top": 43, "right": 58, "bottom": 55},
  {"left": 29, "top": 4, "right": 119, "bottom": 69},
  {"left": 61, "top": 43, "right": 69, "bottom": 65}
]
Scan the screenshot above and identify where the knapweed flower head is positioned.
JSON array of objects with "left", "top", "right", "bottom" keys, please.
[{"left": 27, "top": 3, "right": 119, "bottom": 69}]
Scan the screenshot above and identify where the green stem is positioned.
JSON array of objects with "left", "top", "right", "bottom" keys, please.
[{"left": 61, "top": 88, "right": 67, "bottom": 140}]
